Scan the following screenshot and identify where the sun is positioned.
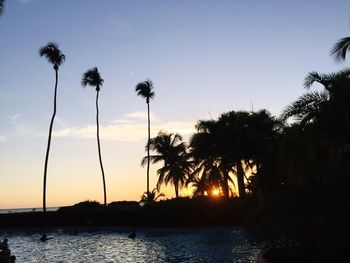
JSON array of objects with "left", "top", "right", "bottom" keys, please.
[{"left": 211, "top": 188, "right": 220, "bottom": 197}]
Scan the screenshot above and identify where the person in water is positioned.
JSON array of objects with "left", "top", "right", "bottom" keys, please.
[
  {"left": 40, "top": 233, "right": 52, "bottom": 242},
  {"left": 0, "top": 239, "right": 8, "bottom": 250},
  {"left": 128, "top": 230, "right": 136, "bottom": 239},
  {"left": 0, "top": 239, "right": 16, "bottom": 263},
  {"left": 0, "top": 248, "right": 11, "bottom": 263}
]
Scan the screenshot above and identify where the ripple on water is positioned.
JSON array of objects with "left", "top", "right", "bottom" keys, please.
[{"left": 0, "top": 228, "right": 260, "bottom": 263}]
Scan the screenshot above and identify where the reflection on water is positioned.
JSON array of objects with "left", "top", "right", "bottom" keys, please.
[{"left": 1, "top": 228, "right": 260, "bottom": 263}]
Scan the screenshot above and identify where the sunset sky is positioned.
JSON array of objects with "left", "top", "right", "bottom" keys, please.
[{"left": 0, "top": 0, "right": 349, "bottom": 208}]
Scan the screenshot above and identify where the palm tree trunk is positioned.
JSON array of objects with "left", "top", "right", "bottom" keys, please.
[
  {"left": 223, "top": 172, "right": 230, "bottom": 198},
  {"left": 175, "top": 182, "right": 179, "bottom": 198},
  {"left": 43, "top": 68, "right": 58, "bottom": 212},
  {"left": 236, "top": 160, "right": 246, "bottom": 199},
  {"left": 96, "top": 89, "right": 107, "bottom": 206},
  {"left": 220, "top": 162, "right": 230, "bottom": 198},
  {"left": 146, "top": 102, "right": 151, "bottom": 202}
]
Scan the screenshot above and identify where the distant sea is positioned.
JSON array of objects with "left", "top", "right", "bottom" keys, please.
[{"left": 0, "top": 207, "right": 59, "bottom": 214}]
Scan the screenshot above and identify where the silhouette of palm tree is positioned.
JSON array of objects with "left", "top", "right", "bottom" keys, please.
[
  {"left": 135, "top": 79, "right": 155, "bottom": 202},
  {"left": 81, "top": 67, "right": 107, "bottom": 207},
  {"left": 0, "top": 0, "right": 5, "bottom": 16},
  {"left": 140, "top": 188, "right": 165, "bottom": 203},
  {"left": 39, "top": 42, "right": 65, "bottom": 212},
  {"left": 191, "top": 110, "right": 279, "bottom": 199},
  {"left": 190, "top": 119, "right": 237, "bottom": 198},
  {"left": 281, "top": 91, "right": 328, "bottom": 126},
  {"left": 282, "top": 69, "right": 350, "bottom": 150},
  {"left": 143, "top": 132, "right": 192, "bottom": 198},
  {"left": 187, "top": 159, "right": 226, "bottom": 197},
  {"left": 281, "top": 69, "right": 350, "bottom": 126}
]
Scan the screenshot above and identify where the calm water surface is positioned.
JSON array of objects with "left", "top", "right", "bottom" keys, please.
[{"left": 1, "top": 228, "right": 260, "bottom": 263}]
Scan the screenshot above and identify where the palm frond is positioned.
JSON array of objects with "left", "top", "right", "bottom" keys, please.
[
  {"left": 303, "top": 72, "right": 324, "bottom": 89},
  {"left": 0, "top": 0, "right": 5, "bottom": 16},
  {"left": 280, "top": 91, "right": 329, "bottom": 123},
  {"left": 140, "top": 188, "right": 165, "bottom": 202},
  {"left": 330, "top": 37, "right": 350, "bottom": 62},
  {"left": 304, "top": 69, "right": 350, "bottom": 91}
]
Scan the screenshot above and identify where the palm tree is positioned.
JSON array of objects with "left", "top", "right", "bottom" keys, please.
[
  {"left": 281, "top": 69, "right": 350, "bottom": 127},
  {"left": 140, "top": 188, "right": 165, "bottom": 204},
  {"left": 187, "top": 159, "right": 226, "bottom": 197},
  {"left": 282, "top": 69, "right": 350, "bottom": 158},
  {"left": 190, "top": 119, "right": 234, "bottom": 198},
  {"left": 0, "top": 0, "right": 5, "bottom": 16},
  {"left": 142, "top": 132, "right": 192, "bottom": 198},
  {"left": 81, "top": 67, "right": 107, "bottom": 207},
  {"left": 190, "top": 110, "right": 279, "bottom": 199},
  {"left": 135, "top": 79, "right": 155, "bottom": 201},
  {"left": 39, "top": 42, "right": 65, "bottom": 212}
]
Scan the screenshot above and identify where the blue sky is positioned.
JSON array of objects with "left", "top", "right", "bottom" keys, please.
[{"left": 0, "top": 0, "right": 349, "bottom": 208}]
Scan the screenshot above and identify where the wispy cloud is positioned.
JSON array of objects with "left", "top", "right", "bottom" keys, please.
[
  {"left": 8, "top": 114, "right": 34, "bottom": 138},
  {"left": 52, "top": 112, "right": 195, "bottom": 142},
  {"left": 9, "top": 114, "right": 20, "bottom": 121},
  {"left": 18, "top": 0, "right": 32, "bottom": 3},
  {"left": 0, "top": 136, "right": 7, "bottom": 143},
  {"left": 124, "top": 111, "right": 160, "bottom": 123},
  {"left": 1, "top": 114, "right": 35, "bottom": 142}
]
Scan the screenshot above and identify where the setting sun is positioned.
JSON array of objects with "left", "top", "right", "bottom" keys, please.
[{"left": 212, "top": 188, "right": 220, "bottom": 197}]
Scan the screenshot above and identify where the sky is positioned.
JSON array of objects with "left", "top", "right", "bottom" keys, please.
[{"left": 0, "top": 0, "right": 349, "bottom": 208}]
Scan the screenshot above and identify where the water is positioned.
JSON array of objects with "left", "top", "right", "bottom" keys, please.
[
  {"left": 0, "top": 228, "right": 260, "bottom": 262},
  {"left": 0, "top": 207, "right": 59, "bottom": 214}
]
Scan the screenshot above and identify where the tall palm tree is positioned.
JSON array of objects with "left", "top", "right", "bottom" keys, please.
[
  {"left": 81, "top": 67, "right": 107, "bottom": 207},
  {"left": 0, "top": 0, "right": 5, "bottom": 16},
  {"left": 142, "top": 132, "right": 192, "bottom": 198},
  {"left": 39, "top": 42, "right": 65, "bottom": 212},
  {"left": 135, "top": 79, "right": 155, "bottom": 202}
]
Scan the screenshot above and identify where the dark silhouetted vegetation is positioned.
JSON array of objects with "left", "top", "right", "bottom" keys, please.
[
  {"left": 0, "top": 198, "right": 251, "bottom": 228},
  {"left": 246, "top": 67, "right": 350, "bottom": 262},
  {"left": 0, "top": 0, "right": 4, "bottom": 16},
  {"left": 188, "top": 110, "right": 280, "bottom": 199},
  {"left": 143, "top": 132, "right": 192, "bottom": 198},
  {"left": 140, "top": 188, "right": 165, "bottom": 204},
  {"left": 331, "top": 36, "right": 350, "bottom": 61}
]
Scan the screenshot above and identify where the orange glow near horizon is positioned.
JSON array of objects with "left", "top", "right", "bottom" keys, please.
[{"left": 212, "top": 188, "right": 220, "bottom": 197}]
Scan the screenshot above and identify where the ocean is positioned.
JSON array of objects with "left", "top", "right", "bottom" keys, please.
[{"left": 0, "top": 207, "right": 59, "bottom": 214}]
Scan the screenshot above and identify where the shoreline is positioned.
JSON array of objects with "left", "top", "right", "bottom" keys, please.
[{"left": 0, "top": 199, "right": 251, "bottom": 229}]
